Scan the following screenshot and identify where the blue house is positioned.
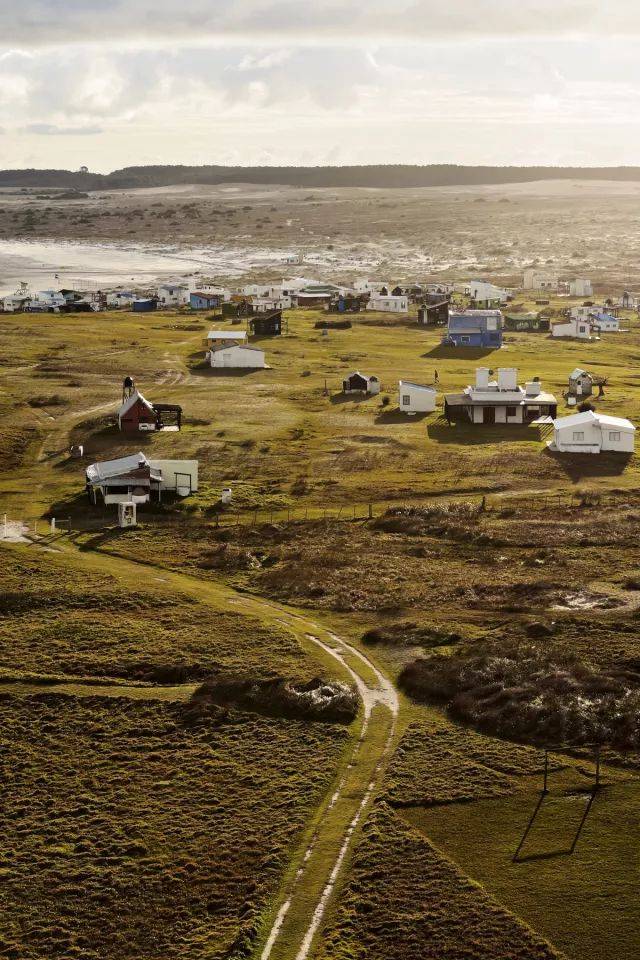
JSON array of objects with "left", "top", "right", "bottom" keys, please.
[
  {"left": 190, "top": 291, "right": 222, "bottom": 310},
  {"left": 445, "top": 310, "right": 503, "bottom": 349}
]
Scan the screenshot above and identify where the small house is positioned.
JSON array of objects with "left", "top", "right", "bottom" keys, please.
[
  {"left": 191, "top": 291, "right": 222, "bottom": 310},
  {"left": 398, "top": 381, "right": 437, "bottom": 414},
  {"left": 592, "top": 313, "right": 619, "bottom": 333},
  {"left": 444, "top": 368, "right": 557, "bottom": 425},
  {"left": 418, "top": 300, "right": 448, "bottom": 326},
  {"left": 342, "top": 372, "right": 381, "bottom": 396},
  {"left": 248, "top": 311, "right": 283, "bottom": 337},
  {"left": 296, "top": 285, "right": 340, "bottom": 307},
  {"left": 503, "top": 313, "right": 549, "bottom": 332},
  {"left": 157, "top": 283, "right": 189, "bottom": 306},
  {"left": 445, "top": 310, "right": 503, "bottom": 349},
  {"left": 568, "top": 368, "right": 593, "bottom": 399},
  {"left": 552, "top": 317, "right": 593, "bottom": 339},
  {"left": 85, "top": 452, "right": 198, "bottom": 505},
  {"left": 569, "top": 278, "right": 593, "bottom": 297},
  {"left": 367, "top": 295, "right": 409, "bottom": 314},
  {"left": 118, "top": 388, "right": 182, "bottom": 434},
  {"left": 552, "top": 411, "right": 635, "bottom": 454},
  {"left": 468, "top": 281, "right": 508, "bottom": 307},
  {"left": 132, "top": 298, "right": 157, "bottom": 313},
  {"left": 621, "top": 291, "right": 640, "bottom": 310},
  {"left": 207, "top": 343, "right": 266, "bottom": 369},
  {"left": 2, "top": 295, "right": 31, "bottom": 312}
]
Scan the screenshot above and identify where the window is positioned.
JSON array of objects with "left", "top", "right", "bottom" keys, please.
[
  {"left": 402, "top": 395, "right": 410, "bottom": 406},
  {"left": 572, "top": 431, "right": 585, "bottom": 441},
  {"left": 506, "top": 406, "right": 516, "bottom": 417},
  {"left": 579, "top": 326, "right": 586, "bottom": 333},
  {"left": 609, "top": 431, "right": 621, "bottom": 442},
  {"left": 486, "top": 318, "right": 497, "bottom": 330},
  {"left": 461, "top": 336, "right": 471, "bottom": 344}
]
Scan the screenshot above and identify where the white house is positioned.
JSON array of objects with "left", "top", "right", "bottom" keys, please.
[
  {"left": 592, "top": 313, "right": 620, "bottom": 333},
  {"left": 190, "top": 282, "right": 231, "bottom": 301},
  {"left": 569, "top": 278, "right": 593, "bottom": 297},
  {"left": 2, "top": 294, "right": 31, "bottom": 312},
  {"left": 367, "top": 295, "right": 408, "bottom": 314},
  {"left": 552, "top": 411, "right": 635, "bottom": 454},
  {"left": 106, "top": 290, "right": 135, "bottom": 308},
  {"left": 32, "top": 290, "right": 66, "bottom": 311},
  {"left": 398, "top": 381, "right": 437, "bottom": 414},
  {"left": 354, "top": 278, "right": 388, "bottom": 295},
  {"left": 208, "top": 343, "right": 266, "bottom": 369},
  {"left": 552, "top": 317, "right": 594, "bottom": 340},
  {"left": 251, "top": 296, "right": 291, "bottom": 313},
  {"left": 85, "top": 452, "right": 198, "bottom": 505},
  {"left": 342, "top": 371, "right": 381, "bottom": 395},
  {"left": 444, "top": 368, "right": 557, "bottom": 425},
  {"left": 468, "top": 280, "right": 508, "bottom": 304},
  {"left": 157, "top": 283, "right": 189, "bottom": 306},
  {"left": 523, "top": 269, "right": 559, "bottom": 291},
  {"left": 241, "top": 283, "right": 270, "bottom": 298}
]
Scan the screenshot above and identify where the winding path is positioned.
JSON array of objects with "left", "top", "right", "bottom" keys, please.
[{"left": 48, "top": 539, "right": 398, "bottom": 960}]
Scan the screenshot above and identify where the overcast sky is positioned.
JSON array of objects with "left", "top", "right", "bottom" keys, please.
[{"left": 2, "top": 1, "right": 640, "bottom": 171}]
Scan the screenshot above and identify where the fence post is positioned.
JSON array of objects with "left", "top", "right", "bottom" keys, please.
[{"left": 368, "top": 503, "right": 373, "bottom": 519}]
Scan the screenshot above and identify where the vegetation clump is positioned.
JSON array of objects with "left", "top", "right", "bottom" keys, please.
[
  {"left": 399, "top": 640, "right": 640, "bottom": 750},
  {"left": 188, "top": 674, "right": 358, "bottom": 724}
]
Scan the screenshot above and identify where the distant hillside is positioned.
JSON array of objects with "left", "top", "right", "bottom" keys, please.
[{"left": 4, "top": 164, "right": 640, "bottom": 191}]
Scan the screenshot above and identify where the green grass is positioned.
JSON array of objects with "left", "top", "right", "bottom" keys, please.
[
  {"left": 405, "top": 778, "right": 640, "bottom": 960},
  {"left": 0, "top": 693, "right": 347, "bottom": 960}
]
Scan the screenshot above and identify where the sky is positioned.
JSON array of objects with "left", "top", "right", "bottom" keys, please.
[{"left": 2, "top": 1, "right": 640, "bottom": 171}]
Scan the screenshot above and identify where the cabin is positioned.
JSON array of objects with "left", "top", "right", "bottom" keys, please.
[
  {"left": 444, "top": 368, "right": 557, "bottom": 425},
  {"left": 570, "top": 278, "right": 593, "bottom": 297},
  {"left": 568, "top": 368, "right": 593, "bottom": 399},
  {"left": 248, "top": 311, "right": 283, "bottom": 337},
  {"left": 445, "top": 310, "right": 503, "bottom": 349},
  {"left": 85, "top": 452, "right": 198, "bottom": 505},
  {"left": 342, "top": 372, "right": 381, "bottom": 396},
  {"left": 552, "top": 317, "right": 593, "bottom": 339},
  {"left": 367, "top": 295, "right": 408, "bottom": 314},
  {"left": 132, "top": 298, "right": 157, "bottom": 313},
  {"left": 191, "top": 291, "right": 222, "bottom": 310},
  {"left": 552, "top": 411, "right": 635, "bottom": 454},
  {"left": 207, "top": 343, "right": 266, "bottom": 369},
  {"left": 118, "top": 388, "right": 182, "bottom": 434},
  {"left": 418, "top": 301, "right": 448, "bottom": 326},
  {"left": 398, "top": 381, "right": 437, "bottom": 414}
]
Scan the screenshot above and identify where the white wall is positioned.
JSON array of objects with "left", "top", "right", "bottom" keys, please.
[
  {"left": 399, "top": 384, "right": 436, "bottom": 413},
  {"left": 148, "top": 459, "right": 199, "bottom": 493},
  {"left": 209, "top": 346, "right": 265, "bottom": 369}
]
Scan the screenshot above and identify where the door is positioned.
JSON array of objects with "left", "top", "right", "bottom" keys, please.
[{"left": 483, "top": 407, "right": 495, "bottom": 425}]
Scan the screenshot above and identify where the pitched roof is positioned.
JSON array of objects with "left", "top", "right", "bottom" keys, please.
[
  {"left": 399, "top": 380, "right": 436, "bottom": 392},
  {"left": 553, "top": 410, "right": 635, "bottom": 432},
  {"left": 118, "top": 390, "right": 154, "bottom": 418},
  {"left": 207, "top": 330, "right": 247, "bottom": 340},
  {"left": 86, "top": 452, "right": 149, "bottom": 484}
]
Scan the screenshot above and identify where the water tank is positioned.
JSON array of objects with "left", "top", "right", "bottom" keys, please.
[
  {"left": 118, "top": 502, "right": 137, "bottom": 528},
  {"left": 221, "top": 488, "right": 233, "bottom": 505},
  {"left": 525, "top": 381, "right": 541, "bottom": 397},
  {"left": 497, "top": 368, "right": 518, "bottom": 391},
  {"left": 475, "top": 367, "right": 490, "bottom": 389}
]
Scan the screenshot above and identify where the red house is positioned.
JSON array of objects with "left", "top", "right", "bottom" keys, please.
[{"left": 118, "top": 390, "right": 182, "bottom": 435}]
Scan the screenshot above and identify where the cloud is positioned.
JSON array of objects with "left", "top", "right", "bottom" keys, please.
[
  {"left": 2, "top": 0, "right": 640, "bottom": 46},
  {"left": 21, "top": 122, "right": 103, "bottom": 135}
]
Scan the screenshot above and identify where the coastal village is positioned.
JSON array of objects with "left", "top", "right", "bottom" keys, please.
[{"left": 2, "top": 266, "right": 637, "bottom": 523}]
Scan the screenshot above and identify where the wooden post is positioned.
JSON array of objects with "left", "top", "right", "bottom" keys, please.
[
  {"left": 595, "top": 746, "right": 601, "bottom": 790},
  {"left": 368, "top": 503, "right": 373, "bottom": 519}
]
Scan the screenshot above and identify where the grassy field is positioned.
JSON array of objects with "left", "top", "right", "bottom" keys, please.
[{"left": 3, "top": 294, "right": 640, "bottom": 959}]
